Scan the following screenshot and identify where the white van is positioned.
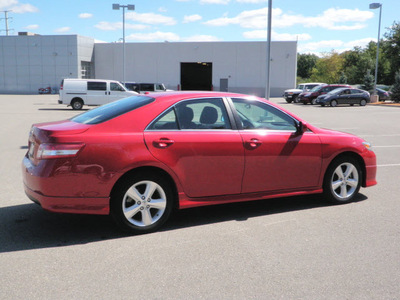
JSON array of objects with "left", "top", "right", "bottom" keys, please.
[{"left": 58, "top": 79, "right": 138, "bottom": 110}]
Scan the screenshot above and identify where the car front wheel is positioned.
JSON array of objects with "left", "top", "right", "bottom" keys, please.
[
  {"left": 110, "top": 173, "right": 174, "bottom": 234},
  {"left": 323, "top": 156, "right": 361, "bottom": 204}
]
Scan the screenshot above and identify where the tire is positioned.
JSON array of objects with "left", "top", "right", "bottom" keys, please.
[
  {"left": 110, "top": 172, "right": 174, "bottom": 234},
  {"left": 285, "top": 98, "right": 293, "bottom": 103},
  {"left": 323, "top": 156, "right": 361, "bottom": 204},
  {"left": 360, "top": 99, "right": 367, "bottom": 106},
  {"left": 330, "top": 100, "right": 338, "bottom": 107},
  {"left": 71, "top": 99, "right": 83, "bottom": 110},
  {"left": 311, "top": 98, "right": 317, "bottom": 105},
  {"left": 293, "top": 95, "right": 299, "bottom": 103}
]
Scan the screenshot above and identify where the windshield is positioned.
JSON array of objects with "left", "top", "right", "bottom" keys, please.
[
  {"left": 328, "top": 88, "right": 345, "bottom": 95},
  {"left": 310, "top": 85, "right": 323, "bottom": 92},
  {"left": 296, "top": 84, "right": 305, "bottom": 89},
  {"left": 71, "top": 96, "right": 154, "bottom": 124}
]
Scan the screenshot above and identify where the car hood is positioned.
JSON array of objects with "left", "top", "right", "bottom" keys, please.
[{"left": 284, "top": 88, "right": 302, "bottom": 93}]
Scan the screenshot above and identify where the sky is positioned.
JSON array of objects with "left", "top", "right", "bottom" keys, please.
[{"left": 0, "top": 0, "right": 398, "bottom": 55}]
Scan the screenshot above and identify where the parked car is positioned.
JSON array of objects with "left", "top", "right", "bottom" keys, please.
[
  {"left": 375, "top": 88, "right": 391, "bottom": 101},
  {"left": 22, "top": 91, "right": 377, "bottom": 234},
  {"left": 283, "top": 83, "right": 325, "bottom": 103},
  {"left": 124, "top": 82, "right": 171, "bottom": 94},
  {"left": 316, "top": 88, "right": 370, "bottom": 107},
  {"left": 59, "top": 79, "right": 138, "bottom": 110},
  {"left": 298, "top": 84, "right": 351, "bottom": 105}
]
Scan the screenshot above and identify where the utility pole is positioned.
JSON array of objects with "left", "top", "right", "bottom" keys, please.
[{"left": 0, "top": 10, "right": 13, "bottom": 36}]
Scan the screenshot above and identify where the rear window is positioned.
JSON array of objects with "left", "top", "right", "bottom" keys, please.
[{"left": 71, "top": 96, "right": 154, "bottom": 124}]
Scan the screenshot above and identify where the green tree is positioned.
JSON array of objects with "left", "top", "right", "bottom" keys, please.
[
  {"left": 341, "top": 47, "right": 374, "bottom": 84},
  {"left": 310, "top": 51, "right": 344, "bottom": 83},
  {"left": 391, "top": 71, "right": 400, "bottom": 102},
  {"left": 360, "top": 71, "right": 375, "bottom": 91},
  {"left": 338, "top": 72, "right": 347, "bottom": 84},
  {"left": 297, "top": 53, "right": 319, "bottom": 79},
  {"left": 382, "top": 21, "right": 400, "bottom": 84}
]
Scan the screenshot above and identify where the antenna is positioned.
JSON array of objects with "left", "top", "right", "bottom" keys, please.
[{"left": 0, "top": 10, "right": 13, "bottom": 36}]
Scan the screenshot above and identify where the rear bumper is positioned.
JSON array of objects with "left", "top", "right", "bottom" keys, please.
[
  {"left": 22, "top": 156, "right": 110, "bottom": 215},
  {"left": 24, "top": 183, "right": 110, "bottom": 215}
]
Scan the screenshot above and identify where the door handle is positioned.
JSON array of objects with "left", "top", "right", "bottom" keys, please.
[
  {"left": 153, "top": 138, "right": 174, "bottom": 148},
  {"left": 245, "top": 138, "right": 262, "bottom": 149}
]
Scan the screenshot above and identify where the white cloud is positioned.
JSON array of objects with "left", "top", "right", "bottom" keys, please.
[
  {"left": 243, "top": 30, "right": 311, "bottom": 41},
  {"left": 54, "top": 27, "right": 71, "bottom": 33},
  {"left": 183, "top": 14, "right": 202, "bottom": 23},
  {"left": 79, "top": 13, "right": 93, "bottom": 19},
  {"left": 236, "top": 0, "right": 266, "bottom": 3},
  {"left": 25, "top": 24, "right": 39, "bottom": 30},
  {"left": 201, "top": 0, "right": 230, "bottom": 4},
  {"left": 126, "top": 31, "right": 180, "bottom": 42},
  {"left": 94, "top": 21, "right": 148, "bottom": 31},
  {"left": 344, "top": 38, "right": 376, "bottom": 49},
  {"left": 10, "top": 3, "right": 38, "bottom": 13},
  {"left": 205, "top": 7, "right": 373, "bottom": 31},
  {"left": 0, "top": 0, "right": 38, "bottom": 12},
  {"left": 298, "top": 38, "right": 377, "bottom": 54},
  {"left": 183, "top": 35, "right": 220, "bottom": 41},
  {"left": 125, "top": 12, "right": 176, "bottom": 25}
]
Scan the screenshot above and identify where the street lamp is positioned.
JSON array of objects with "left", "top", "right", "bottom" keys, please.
[
  {"left": 369, "top": 2, "right": 382, "bottom": 96},
  {"left": 265, "top": 0, "right": 272, "bottom": 99},
  {"left": 112, "top": 3, "right": 135, "bottom": 85}
]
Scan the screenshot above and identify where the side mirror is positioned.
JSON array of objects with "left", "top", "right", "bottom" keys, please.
[{"left": 295, "top": 121, "right": 308, "bottom": 135}]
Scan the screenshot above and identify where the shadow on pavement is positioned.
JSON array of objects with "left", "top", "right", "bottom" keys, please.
[{"left": 0, "top": 193, "right": 367, "bottom": 253}]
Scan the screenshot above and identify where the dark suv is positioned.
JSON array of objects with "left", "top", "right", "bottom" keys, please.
[
  {"left": 124, "top": 82, "right": 169, "bottom": 93},
  {"left": 298, "top": 84, "right": 351, "bottom": 105}
]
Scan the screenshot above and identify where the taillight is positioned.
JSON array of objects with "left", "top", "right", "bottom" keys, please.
[{"left": 36, "top": 143, "right": 85, "bottom": 159}]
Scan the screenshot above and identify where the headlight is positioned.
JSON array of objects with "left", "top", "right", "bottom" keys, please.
[{"left": 362, "top": 141, "right": 373, "bottom": 150}]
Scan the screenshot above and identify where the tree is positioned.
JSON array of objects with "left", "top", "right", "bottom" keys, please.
[
  {"left": 338, "top": 72, "right": 347, "bottom": 84},
  {"left": 310, "top": 51, "right": 344, "bottom": 83},
  {"left": 341, "top": 47, "right": 374, "bottom": 84},
  {"left": 297, "top": 53, "right": 319, "bottom": 79},
  {"left": 360, "top": 71, "right": 375, "bottom": 91},
  {"left": 391, "top": 71, "right": 400, "bottom": 102},
  {"left": 382, "top": 21, "right": 400, "bottom": 84}
]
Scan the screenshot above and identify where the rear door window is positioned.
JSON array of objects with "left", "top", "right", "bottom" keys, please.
[
  {"left": 148, "top": 98, "right": 231, "bottom": 130},
  {"left": 87, "top": 82, "right": 107, "bottom": 91}
]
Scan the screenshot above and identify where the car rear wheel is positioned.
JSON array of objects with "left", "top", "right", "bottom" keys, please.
[
  {"left": 71, "top": 99, "right": 83, "bottom": 110},
  {"left": 360, "top": 99, "right": 367, "bottom": 106},
  {"left": 330, "top": 100, "right": 338, "bottom": 107},
  {"left": 110, "top": 173, "right": 174, "bottom": 234},
  {"left": 323, "top": 156, "right": 361, "bottom": 204}
]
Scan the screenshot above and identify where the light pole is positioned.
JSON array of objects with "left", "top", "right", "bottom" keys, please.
[
  {"left": 265, "top": 0, "right": 272, "bottom": 99},
  {"left": 112, "top": 3, "right": 135, "bottom": 85},
  {"left": 369, "top": 2, "right": 382, "bottom": 96}
]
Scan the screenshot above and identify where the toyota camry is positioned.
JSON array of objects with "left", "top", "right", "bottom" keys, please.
[{"left": 22, "top": 92, "right": 377, "bottom": 234}]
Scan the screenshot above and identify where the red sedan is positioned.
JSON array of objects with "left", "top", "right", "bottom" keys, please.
[{"left": 22, "top": 92, "right": 377, "bottom": 234}]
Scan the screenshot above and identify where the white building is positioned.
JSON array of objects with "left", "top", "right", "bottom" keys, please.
[
  {"left": 0, "top": 33, "right": 94, "bottom": 94},
  {"left": 0, "top": 34, "right": 297, "bottom": 97}
]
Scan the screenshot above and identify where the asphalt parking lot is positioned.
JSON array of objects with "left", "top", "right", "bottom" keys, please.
[{"left": 1, "top": 94, "right": 399, "bottom": 299}]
